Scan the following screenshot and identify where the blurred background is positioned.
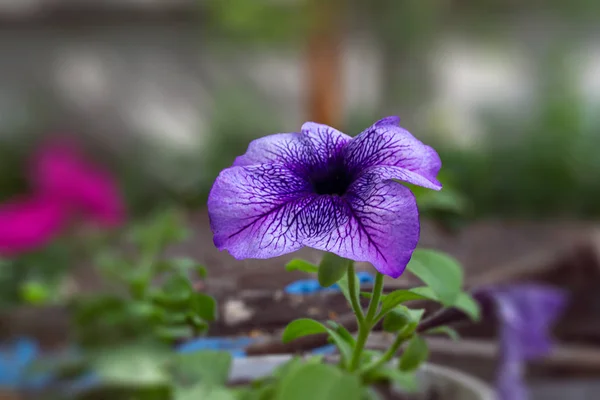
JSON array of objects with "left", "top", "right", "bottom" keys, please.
[
  {"left": 1, "top": 0, "right": 600, "bottom": 399},
  {"left": 1, "top": 0, "right": 600, "bottom": 217}
]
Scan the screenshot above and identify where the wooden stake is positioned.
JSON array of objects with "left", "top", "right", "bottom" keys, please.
[{"left": 306, "top": 0, "right": 343, "bottom": 126}]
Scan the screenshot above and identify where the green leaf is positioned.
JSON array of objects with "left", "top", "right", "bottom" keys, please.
[
  {"left": 285, "top": 259, "right": 318, "bottom": 274},
  {"left": 399, "top": 336, "right": 429, "bottom": 372},
  {"left": 190, "top": 292, "right": 217, "bottom": 322},
  {"left": 425, "top": 326, "right": 460, "bottom": 341},
  {"left": 20, "top": 281, "right": 51, "bottom": 305},
  {"left": 77, "top": 385, "right": 171, "bottom": 400},
  {"left": 454, "top": 292, "right": 481, "bottom": 321},
  {"left": 368, "top": 367, "right": 418, "bottom": 393},
  {"left": 410, "top": 287, "right": 480, "bottom": 321},
  {"left": 160, "top": 258, "right": 208, "bottom": 279},
  {"left": 318, "top": 253, "right": 351, "bottom": 287},
  {"left": 406, "top": 249, "right": 463, "bottom": 306},
  {"left": 196, "top": 265, "right": 208, "bottom": 279},
  {"left": 362, "top": 387, "right": 385, "bottom": 400},
  {"left": 378, "top": 290, "right": 428, "bottom": 317},
  {"left": 175, "top": 384, "right": 236, "bottom": 400},
  {"left": 90, "top": 345, "right": 171, "bottom": 387},
  {"left": 326, "top": 320, "right": 356, "bottom": 346},
  {"left": 383, "top": 309, "right": 411, "bottom": 332},
  {"left": 161, "top": 274, "right": 193, "bottom": 303},
  {"left": 282, "top": 319, "right": 327, "bottom": 343},
  {"left": 282, "top": 319, "right": 353, "bottom": 364},
  {"left": 171, "top": 350, "right": 232, "bottom": 386},
  {"left": 275, "top": 363, "right": 362, "bottom": 400},
  {"left": 155, "top": 325, "right": 194, "bottom": 341},
  {"left": 402, "top": 309, "right": 426, "bottom": 337}
]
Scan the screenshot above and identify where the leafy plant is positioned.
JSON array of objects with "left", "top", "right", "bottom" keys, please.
[{"left": 70, "top": 209, "right": 214, "bottom": 348}]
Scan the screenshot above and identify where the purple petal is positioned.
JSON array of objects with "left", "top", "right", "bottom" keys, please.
[
  {"left": 302, "top": 172, "right": 419, "bottom": 278},
  {"left": 207, "top": 164, "right": 310, "bottom": 258},
  {"left": 374, "top": 116, "right": 401, "bottom": 126},
  {"left": 233, "top": 123, "right": 351, "bottom": 171},
  {"left": 344, "top": 117, "right": 442, "bottom": 190},
  {"left": 233, "top": 133, "right": 298, "bottom": 167}
]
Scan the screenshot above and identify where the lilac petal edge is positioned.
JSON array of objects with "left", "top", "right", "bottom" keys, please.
[
  {"left": 207, "top": 164, "right": 309, "bottom": 259},
  {"left": 344, "top": 117, "right": 442, "bottom": 190}
]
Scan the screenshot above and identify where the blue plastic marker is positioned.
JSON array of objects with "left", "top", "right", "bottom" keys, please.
[{"left": 285, "top": 271, "right": 375, "bottom": 295}]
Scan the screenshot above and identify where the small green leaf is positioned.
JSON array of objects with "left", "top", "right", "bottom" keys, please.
[
  {"left": 425, "top": 326, "right": 460, "bottom": 341},
  {"left": 165, "top": 258, "right": 208, "bottom": 279},
  {"left": 326, "top": 320, "right": 356, "bottom": 346},
  {"left": 90, "top": 345, "right": 171, "bottom": 387},
  {"left": 369, "top": 367, "right": 418, "bottom": 393},
  {"left": 378, "top": 290, "right": 428, "bottom": 317},
  {"left": 383, "top": 306, "right": 425, "bottom": 335},
  {"left": 410, "top": 287, "right": 480, "bottom": 321},
  {"left": 285, "top": 259, "right": 319, "bottom": 274},
  {"left": 406, "top": 249, "right": 463, "bottom": 306},
  {"left": 275, "top": 363, "right": 361, "bottom": 400},
  {"left": 318, "top": 253, "right": 351, "bottom": 287},
  {"left": 282, "top": 319, "right": 353, "bottom": 364},
  {"left": 282, "top": 318, "right": 327, "bottom": 343},
  {"left": 20, "top": 281, "right": 51, "bottom": 305},
  {"left": 162, "top": 274, "right": 193, "bottom": 303},
  {"left": 454, "top": 292, "right": 481, "bottom": 321},
  {"left": 196, "top": 265, "right": 208, "bottom": 279},
  {"left": 399, "top": 336, "right": 429, "bottom": 372},
  {"left": 155, "top": 325, "right": 194, "bottom": 341},
  {"left": 190, "top": 292, "right": 217, "bottom": 322},
  {"left": 175, "top": 384, "right": 236, "bottom": 400},
  {"left": 171, "top": 350, "right": 232, "bottom": 386},
  {"left": 383, "top": 309, "right": 411, "bottom": 332},
  {"left": 362, "top": 386, "right": 386, "bottom": 400}
]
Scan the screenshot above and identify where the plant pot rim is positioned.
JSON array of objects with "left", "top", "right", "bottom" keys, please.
[{"left": 229, "top": 354, "right": 496, "bottom": 400}]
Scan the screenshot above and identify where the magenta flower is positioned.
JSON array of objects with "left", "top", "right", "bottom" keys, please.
[
  {"left": 0, "top": 196, "right": 65, "bottom": 256},
  {"left": 208, "top": 117, "right": 441, "bottom": 277},
  {"left": 30, "top": 140, "right": 125, "bottom": 228},
  {"left": 0, "top": 138, "right": 125, "bottom": 257}
]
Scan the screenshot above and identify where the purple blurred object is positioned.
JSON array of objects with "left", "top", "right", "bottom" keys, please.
[{"left": 478, "top": 284, "right": 568, "bottom": 400}]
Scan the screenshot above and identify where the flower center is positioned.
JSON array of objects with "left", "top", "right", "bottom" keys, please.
[{"left": 310, "top": 165, "right": 353, "bottom": 196}]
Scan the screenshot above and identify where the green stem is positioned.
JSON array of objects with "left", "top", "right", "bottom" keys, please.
[
  {"left": 348, "top": 324, "right": 369, "bottom": 372},
  {"left": 347, "top": 263, "right": 364, "bottom": 324},
  {"left": 365, "top": 272, "right": 384, "bottom": 322},
  {"left": 358, "top": 333, "right": 410, "bottom": 375},
  {"left": 348, "top": 271, "right": 385, "bottom": 372}
]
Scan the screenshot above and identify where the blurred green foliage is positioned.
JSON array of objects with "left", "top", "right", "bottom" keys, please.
[
  {"left": 204, "top": 0, "right": 311, "bottom": 46},
  {"left": 71, "top": 209, "right": 213, "bottom": 348},
  {"left": 439, "top": 48, "right": 600, "bottom": 218}
]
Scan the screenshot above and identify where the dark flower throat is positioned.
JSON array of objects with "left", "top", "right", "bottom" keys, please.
[{"left": 310, "top": 164, "right": 354, "bottom": 196}]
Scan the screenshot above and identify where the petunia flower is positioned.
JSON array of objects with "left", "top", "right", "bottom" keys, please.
[
  {"left": 208, "top": 117, "right": 441, "bottom": 278},
  {"left": 0, "top": 196, "right": 66, "bottom": 256},
  {"left": 0, "top": 138, "right": 125, "bottom": 257},
  {"left": 30, "top": 139, "right": 125, "bottom": 228},
  {"left": 484, "top": 284, "right": 567, "bottom": 400},
  {"left": 416, "top": 284, "right": 567, "bottom": 400}
]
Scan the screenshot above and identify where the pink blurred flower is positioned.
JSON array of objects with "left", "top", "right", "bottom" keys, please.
[
  {"left": 0, "top": 138, "right": 125, "bottom": 257},
  {"left": 30, "top": 139, "right": 125, "bottom": 228},
  {"left": 0, "top": 196, "right": 65, "bottom": 256}
]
